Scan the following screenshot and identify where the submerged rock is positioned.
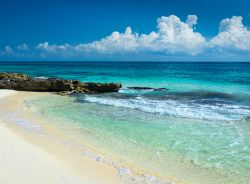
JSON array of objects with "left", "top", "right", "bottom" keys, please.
[
  {"left": 243, "top": 116, "right": 250, "bottom": 122},
  {"left": 0, "top": 72, "right": 122, "bottom": 94},
  {"left": 127, "top": 87, "right": 168, "bottom": 91}
]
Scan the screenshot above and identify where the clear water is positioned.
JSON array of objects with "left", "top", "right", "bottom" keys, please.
[{"left": 1, "top": 62, "right": 250, "bottom": 183}]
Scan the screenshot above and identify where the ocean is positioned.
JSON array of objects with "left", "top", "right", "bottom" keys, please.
[{"left": 1, "top": 62, "right": 250, "bottom": 183}]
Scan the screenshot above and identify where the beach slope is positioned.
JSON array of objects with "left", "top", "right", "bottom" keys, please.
[{"left": 0, "top": 90, "right": 121, "bottom": 184}]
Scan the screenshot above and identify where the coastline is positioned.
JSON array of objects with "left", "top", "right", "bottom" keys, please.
[
  {"left": 1, "top": 88, "right": 248, "bottom": 184},
  {"left": 0, "top": 90, "right": 122, "bottom": 184}
]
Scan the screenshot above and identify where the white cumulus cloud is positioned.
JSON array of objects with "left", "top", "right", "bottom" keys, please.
[
  {"left": 82, "top": 15, "right": 206, "bottom": 55},
  {"left": 3, "top": 14, "right": 250, "bottom": 61},
  {"left": 81, "top": 27, "right": 138, "bottom": 54},
  {"left": 209, "top": 16, "right": 250, "bottom": 51},
  {"left": 186, "top": 15, "right": 198, "bottom": 28}
]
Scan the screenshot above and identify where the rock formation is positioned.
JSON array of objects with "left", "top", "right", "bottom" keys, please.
[{"left": 0, "top": 73, "right": 122, "bottom": 94}]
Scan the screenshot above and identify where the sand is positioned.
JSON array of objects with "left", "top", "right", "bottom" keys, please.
[
  {"left": 0, "top": 89, "right": 17, "bottom": 98},
  {"left": 0, "top": 90, "right": 121, "bottom": 184}
]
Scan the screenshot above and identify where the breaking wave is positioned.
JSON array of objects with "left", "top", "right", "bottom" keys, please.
[{"left": 74, "top": 89, "right": 250, "bottom": 121}]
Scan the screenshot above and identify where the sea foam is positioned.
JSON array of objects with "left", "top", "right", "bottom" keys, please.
[{"left": 82, "top": 94, "right": 250, "bottom": 121}]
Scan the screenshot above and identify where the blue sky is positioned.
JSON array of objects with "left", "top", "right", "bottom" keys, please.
[{"left": 1, "top": 0, "right": 250, "bottom": 61}]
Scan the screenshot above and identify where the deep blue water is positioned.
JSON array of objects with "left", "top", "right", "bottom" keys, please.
[{"left": 1, "top": 62, "right": 250, "bottom": 91}]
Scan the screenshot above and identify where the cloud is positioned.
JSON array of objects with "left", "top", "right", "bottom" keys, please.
[
  {"left": 17, "top": 44, "right": 29, "bottom": 51},
  {"left": 4, "top": 46, "right": 13, "bottom": 54},
  {"left": 209, "top": 16, "right": 250, "bottom": 51},
  {"left": 153, "top": 15, "right": 205, "bottom": 54},
  {"left": 82, "top": 15, "right": 205, "bottom": 55},
  {"left": 36, "top": 42, "right": 73, "bottom": 52},
  {"left": 81, "top": 27, "right": 138, "bottom": 54},
  {"left": 2, "top": 15, "right": 250, "bottom": 61},
  {"left": 186, "top": 15, "right": 198, "bottom": 28}
]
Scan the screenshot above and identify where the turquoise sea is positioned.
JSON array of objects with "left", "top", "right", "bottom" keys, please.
[{"left": 1, "top": 62, "right": 250, "bottom": 183}]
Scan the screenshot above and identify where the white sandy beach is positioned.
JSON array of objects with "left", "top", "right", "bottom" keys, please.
[
  {"left": 0, "top": 90, "right": 121, "bottom": 184},
  {"left": 0, "top": 90, "right": 16, "bottom": 98}
]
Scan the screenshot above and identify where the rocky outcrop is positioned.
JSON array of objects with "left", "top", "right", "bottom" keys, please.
[
  {"left": 81, "top": 82, "right": 122, "bottom": 93},
  {"left": 0, "top": 73, "right": 122, "bottom": 94},
  {"left": 0, "top": 73, "right": 30, "bottom": 80}
]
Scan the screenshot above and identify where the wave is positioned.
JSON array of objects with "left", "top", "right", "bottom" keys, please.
[
  {"left": 165, "top": 91, "right": 235, "bottom": 100},
  {"left": 34, "top": 76, "right": 49, "bottom": 79},
  {"left": 120, "top": 88, "right": 236, "bottom": 102},
  {"left": 73, "top": 90, "right": 250, "bottom": 121}
]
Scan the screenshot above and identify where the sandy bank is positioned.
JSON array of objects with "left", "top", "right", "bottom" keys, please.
[
  {"left": 0, "top": 89, "right": 16, "bottom": 98},
  {"left": 0, "top": 90, "right": 121, "bottom": 184}
]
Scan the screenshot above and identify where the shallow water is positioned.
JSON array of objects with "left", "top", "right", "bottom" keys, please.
[
  {"left": 24, "top": 94, "right": 250, "bottom": 183},
  {"left": 1, "top": 62, "right": 250, "bottom": 183}
]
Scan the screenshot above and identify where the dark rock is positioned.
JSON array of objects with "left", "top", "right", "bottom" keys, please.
[
  {"left": 127, "top": 87, "right": 168, "bottom": 91},
  {"left": 82, "top": 82, "right": 122, "bottom": 93},
  {"left": 48, "top": 78, "right": 75, "bottom": 91},
  {"left": 0, "top": 72, "right": 122, "bottom": 94}
]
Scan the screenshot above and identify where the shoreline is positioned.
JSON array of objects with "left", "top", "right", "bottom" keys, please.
[
  {"left": 0, "top": 90, "right": 122, "bottom": 184},
  {"left": 2, "top": 89, "right": 247, "bottom": 184},
  {"left": 0, "top": 90, "right": 175, "bottom": 184}
]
